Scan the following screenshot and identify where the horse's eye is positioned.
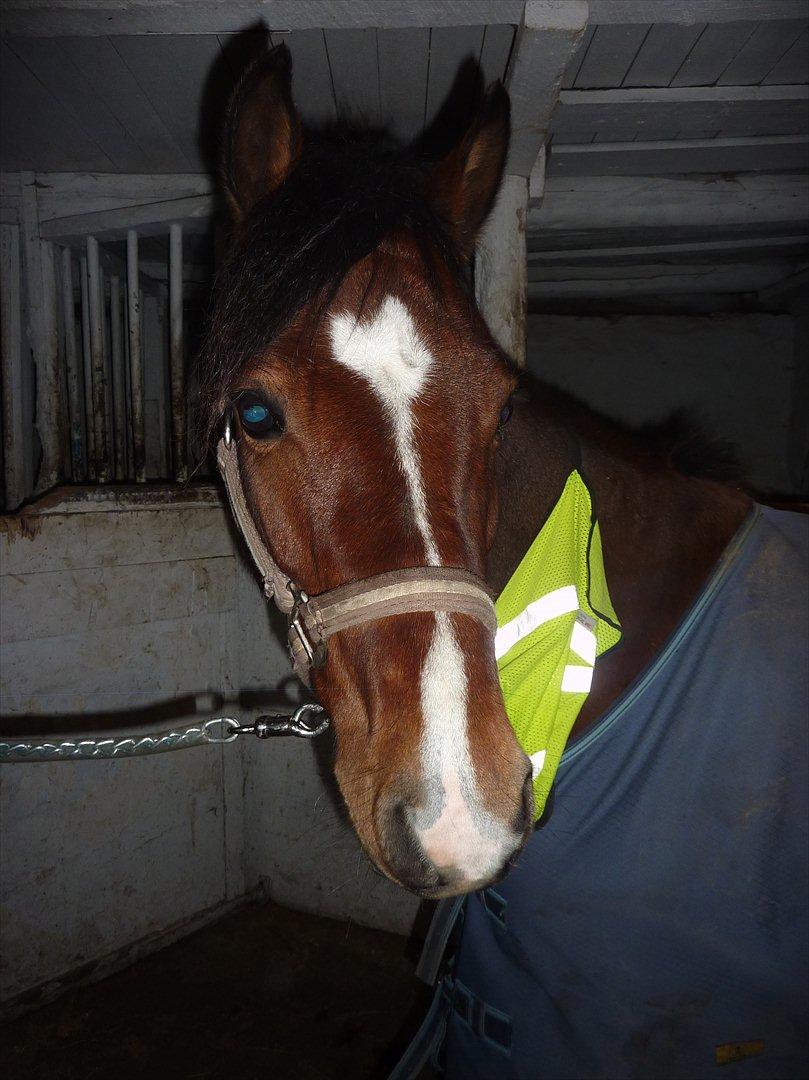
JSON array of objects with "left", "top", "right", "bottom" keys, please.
[
  {"left": 499, "top": 396, "right": 513, "bottom": 429},
  {"left": 236, "top": 392, "right": 284, "bottom": 439}
]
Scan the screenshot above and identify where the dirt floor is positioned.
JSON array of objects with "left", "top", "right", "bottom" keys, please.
[{"left": 2, "top": 900, "right": 435, "bottom": 1080}]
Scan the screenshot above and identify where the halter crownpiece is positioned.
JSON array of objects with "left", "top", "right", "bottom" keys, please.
[{"left": 216, "top": 425, "right": 497, "bottom": 684}]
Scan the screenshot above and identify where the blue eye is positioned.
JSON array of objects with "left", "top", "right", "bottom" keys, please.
[
  {"left": 236, "top": 393, "right": 284, "bottom": 438},
  {"left": 243, "top": 403, "right": 268, "bottom": 424}
]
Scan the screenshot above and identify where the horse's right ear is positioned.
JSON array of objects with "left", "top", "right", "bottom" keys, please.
[{"left": 221, "top": 44, "right": 301, "bottom": 220}]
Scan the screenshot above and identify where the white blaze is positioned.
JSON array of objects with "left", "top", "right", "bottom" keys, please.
[{"left": 330, "top": 296, "right": 516, "bottom": 884}]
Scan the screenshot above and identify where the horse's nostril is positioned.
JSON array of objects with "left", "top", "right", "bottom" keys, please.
[
  {"left": 512, "top": 771, "right": 535, "bottom": 834},
  {"left": 384, "top": 800, "right": 442, "bottom": 893}
]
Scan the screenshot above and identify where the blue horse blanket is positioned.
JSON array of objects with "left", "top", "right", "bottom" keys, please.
[{"left": 405, "top": 506, "right": 808, "bottom": 1080}]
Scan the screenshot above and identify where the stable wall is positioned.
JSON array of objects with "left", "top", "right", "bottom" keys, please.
[
  {"left": 0, "top": 487, "right": 416, "bottom": 1010},
  {"left": 526, "top": 311, "right": 805, "bottom": 499}
]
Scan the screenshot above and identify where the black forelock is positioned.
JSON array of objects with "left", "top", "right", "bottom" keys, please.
[{"left": 198, "top": 127, "right": 461, "bottom": 442}]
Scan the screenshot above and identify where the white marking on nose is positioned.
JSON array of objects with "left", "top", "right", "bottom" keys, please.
[{"left": 330, "top": 296, "right": 517, "bottom": 883}]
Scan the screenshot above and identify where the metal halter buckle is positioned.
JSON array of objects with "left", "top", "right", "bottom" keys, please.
[{"left": 288, "top": 585, "right": 328, "bottom": 671}]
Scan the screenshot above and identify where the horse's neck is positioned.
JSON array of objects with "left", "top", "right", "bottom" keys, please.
[{"left": 489, "top": 384, "right": 752, "bottom": 736}]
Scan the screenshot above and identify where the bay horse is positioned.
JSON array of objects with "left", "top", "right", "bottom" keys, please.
[{"left": 201, "top": 46, "right": 808, "bottom": 1077}]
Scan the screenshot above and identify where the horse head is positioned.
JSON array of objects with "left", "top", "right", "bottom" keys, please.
[{"left": 201, "top": 45, "right": 533, "bottom": 897}]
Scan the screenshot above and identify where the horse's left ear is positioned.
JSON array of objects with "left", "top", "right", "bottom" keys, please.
[
  {"left": 221, "top": 43, "right": 302, "bottom": 220},
  {"left": 424, "top": 82, "right": 510, "bottom": 258}
]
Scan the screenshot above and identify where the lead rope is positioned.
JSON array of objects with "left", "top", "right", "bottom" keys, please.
[{"left": 0, "top": 703, "right": 329, "bottom": 763}]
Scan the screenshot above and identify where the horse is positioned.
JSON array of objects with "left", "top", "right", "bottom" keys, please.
[{"left": 201, "top": 45, "right": 808, "bottom": 1079}]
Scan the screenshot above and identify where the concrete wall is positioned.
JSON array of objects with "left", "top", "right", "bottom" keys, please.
[
  {"left": 527, "top": 312, "right": 806, "bottom": 499},
  {"left": 0, "top": 486, "right": 416, "bottom": 1010}
]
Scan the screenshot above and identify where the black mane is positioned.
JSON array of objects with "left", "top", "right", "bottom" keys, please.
[{"left": 198, "top": 127, "right": 459, "bottom": 442}]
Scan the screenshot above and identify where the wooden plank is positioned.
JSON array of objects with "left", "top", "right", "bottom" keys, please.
[
  {"left": 623, "top": 23, "right": 706, "bottom": 87},
  {"left": 61, "top": 36, "right": 190, "bottom": 172},
  {"left": 424, "top": 25, "right": 486, "bottom": 130},
  {"left": 549, "top": 135, "right": 809, "bottom": 175},
  {"left": 551, "top": 85, "right": 809, "bottom": 143},
  {"left": 59, "top": 247, "right": 87, "bottom": 481},
  {"left": 127, "top": 231, "right": 146, "bottom": 483},
  {"left": 588, "top": 1, "right": 808, "bottom": 24},
  {"left": 526, "top": 259, "right": 805, "bottom": 297},
  {"left": 670, "top": 22, "right": 757, "bottom": 86},
  {"left": 476, "top": 175, "right": 528, "bottom": 366},
  {"left": 325, "top": 28, "right": 380, "bottom": 126},
  {"left": 10, "top": 38, "right": 146, "bottom": 172},
  {"left": 2, "top": 2, "right": 527, "bottom": 35},
  {"left": 86, "top": 236, "right": 110, "bottom": 482},
  {"left": 506, "top": 1, "right": 589, "bottom": 175},
  {"left": 169, "top": 223, "right": 187, "bottom": 483},
  {"left": 40, "top": 195, "right": 215, "bottom": 243},
  {"left": 109, "top": 274, "right": 127, "bottom": 480},
  {"left": 527, "top": 235, "right": 809, "bottom": 264},
  {"left": 574, "top": 24, "right": 651, "bottom": 89},
  {"left": 718, "top": 19, "right": 807, "bottom": 85},
  {"left": 20, "top": 176, "right": 63, "bottom": 493},
  {"left": 0, "top": 43, "right": 111, "bottom": 172},
  {"left": 763, "top": 27, "right": 809, "bottom": 83},
  {"left": 78, "top": 256, "right": 96, "bottom": 479},
  {"left": 561, "top": 26, "right": 595, "bottom": 89},
  {"left": 1, "top": 224, "right": 28, "bottom": 508},
  {"left": 479, "top": 23, "right": 517, "bottom": 86},
  {"left": 110, "top": 35, "right": 225, "bottom": 172},
  {"left": 271, "top": 30, "right": 337, "bottom": 126},
  {"left": 34, "top": 173, "right": 215, "bottom": 222},
  {"left": 529, "top": 173, "right": 809, "bottom": 230},
  {"left": 377, "top": 27, "right": 430, "bottom": 143}
]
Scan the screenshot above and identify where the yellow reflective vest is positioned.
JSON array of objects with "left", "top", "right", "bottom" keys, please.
[{"left": 496, "top": 469, "right": 622, "bottom": 819}]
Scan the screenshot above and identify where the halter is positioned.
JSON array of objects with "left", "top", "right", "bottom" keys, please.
[{"left": 216, "top": 412, "right": 498, "bottom": 684}]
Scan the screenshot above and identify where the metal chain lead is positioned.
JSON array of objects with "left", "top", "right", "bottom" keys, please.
[{"left": 0, "top": 704, "right": 329, "bottom": 763}]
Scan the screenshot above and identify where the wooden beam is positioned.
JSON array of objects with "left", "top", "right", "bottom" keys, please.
[
  {"left": 529, "top": 173, "right": 809, "bottom": 230},
  {"left": 589, "top": 1, "right": 807, "bottom": 24},
  {"left": 86, "top": 235, "right": 110, "bottom": 482},
  {"left": 1, "top": 1, "right": 526, "bottom": 35},
  {"left": 549, "top": 136, "right": 809, "bottom": 177},
  {"left": 1, "top": 223, "right": 28, "bottom": 508},
  {"left": 476, "top": 175, "right": 528, "bottom": 367},
  {"left": 39, "top": 195, "right": 215, "bottom": 244},
  {"left": 506, "top": 0, "right": 589, "bottom": 176},
  {"left": 169, "top": 223, "right": 187, "bottom": 483},
  {"left": 20, "top": 173, "right": 63, "bottom": 493},
  {"left": 30, "top": 172, "right": 215, "bottom": 223},
  {"left": 59, "top": 246, "right": 87, "bottom": 481},
  {"left": 127, "top": 230, "right": 146, "bottom": 484},
  {"left": 528, "top": 234, "right": 809, "bottom": 264}
]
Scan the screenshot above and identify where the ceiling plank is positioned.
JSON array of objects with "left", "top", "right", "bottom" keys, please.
[
  {"left": 588, "top": 1, "right": 808, "bottom": 24},
  {"left": 271, "top": 30, "right": 337, "bottom": 126},
  {"left": 622, "top": 22, "right": 707, "bottom": 87},
  {"left": 763, "top": 26, "right": 809, "bottom": 84},
  {"left": 1, "top": 2, "right": 527, "bottom": 36},
  {"left": 549, "top": 135, "right": 809, "bottom": 176},
  {"left": 717, "top": 19, "right": 807, "bottom": 85},
  {"left": 424, "top": 24, "right": 486, "bottom": 130},
  {"left": 325, "top": 28, "right": 381, "bottom": 126},
  {"left": 377, "top": 27, "right": 430, "bottom": 144},
  {"left": 573, "top": 24, "right": 651, "bottom": 88},
  {"left": 479, "top": 23, "right": 517, "bottom": 86},
  {"left": 669, "top": 22, "right": 757, "bottom": 86}
]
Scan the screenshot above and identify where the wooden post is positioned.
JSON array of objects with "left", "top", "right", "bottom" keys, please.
[
  {"left": 20, "top": 174, "right": 64, "bottom": 492},
  {"left": 475, "top": 175, "right": 529, "bottom": 368},
  {"left": 86, "top": 235, "right": 110, "bottom": 482},
  {"left": 60, "top": 246, "right": 87, "bottom": 480},
  {"left": 169, "top": 222, "right": 187, "bottom": 482},
  {"left": 79, "top": 254, "right": 96, "bottom": 479},
  {"left": 109, "top": 274, "right": 126, "bottom": 480},
  {"left": 127, "top": 229, "right": 146, "bottom": 482},
  {"left": 1, "top": 223, "right": 29, "bottom": 508}
]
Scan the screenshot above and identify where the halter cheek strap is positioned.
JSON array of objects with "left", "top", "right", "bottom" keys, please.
[{"left": 216, "top": 433, "right": 497, "bottom": 685}]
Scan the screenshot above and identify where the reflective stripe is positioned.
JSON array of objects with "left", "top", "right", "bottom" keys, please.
[
  {"left": 570, "top": 619, "right": 597, "bottom": 665},
  {"left": 529, "top": 749, "right": 547, "bottom": 778},
  {"left": 495, "top": 585, "right": 578, "bottom": 661},
  {"left": 562, "top": 665, "right": 594, "bottom": 693}
]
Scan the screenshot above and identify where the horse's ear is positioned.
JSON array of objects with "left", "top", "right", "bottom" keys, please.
[
  {"left": 221, "top": 43, "right": 301, "bottom": 219},
  {"left": 424, "top": 82, "right": 510, "bottom": 258}
]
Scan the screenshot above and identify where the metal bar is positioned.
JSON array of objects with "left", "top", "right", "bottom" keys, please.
[
  {"left": 122, "top": 270, "right": 134, "bottom": 478},
  {"left": 0, "top": 223, "right": 27, "bottom": 508},
  {"left": 169, "top": 222, "right": 187, "bottom": 482},
  {"left": 86, "top": 235, "right": 109, "bottom": 482},
  {"left": 126, "top": 229, "right": 145, "bottom": 482},
  {"left": 60, "top": 247, "right": 87, "bottom": 480},
  {"left": 100, "top": 266, "right": 115, "bottom": 478},
  {"left": 79, "top": 254, "right": 96, "bottom": 480},
  {"left": 109, "top": 274, "right": 126, "bottom": 480}
]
